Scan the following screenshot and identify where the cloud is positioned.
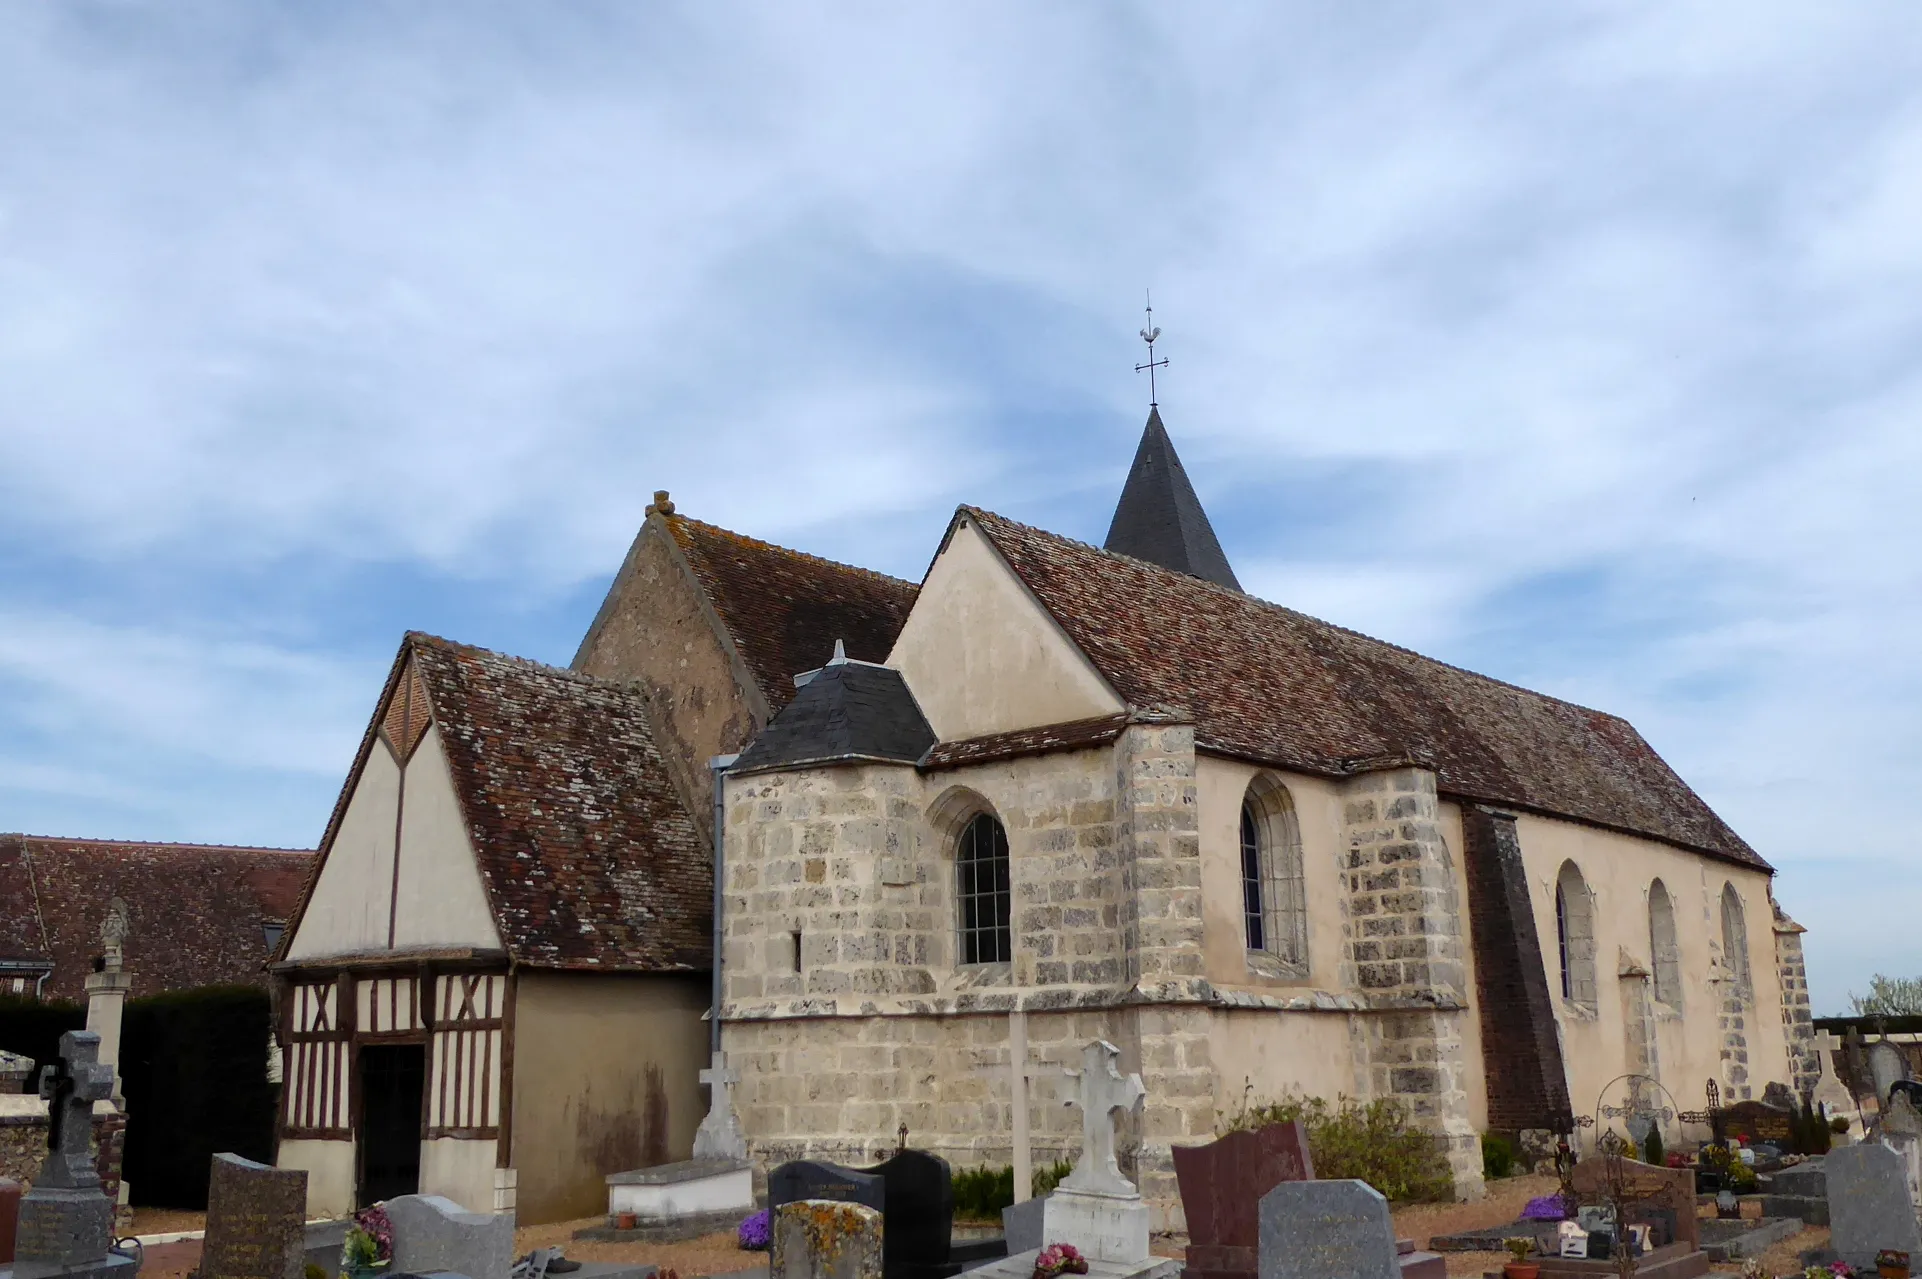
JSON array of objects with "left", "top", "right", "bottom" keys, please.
[{"left": 1, "top": 1, "right": 1919, "bottom": 1010}]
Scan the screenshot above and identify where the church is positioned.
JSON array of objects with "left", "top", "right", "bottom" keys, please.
[{"left": 271, "top": 408, "right": 1815, "bottom": 1228}]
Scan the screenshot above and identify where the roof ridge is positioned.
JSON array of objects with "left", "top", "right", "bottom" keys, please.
[
  {"left": 405, "top": 631, "right": 653, "bottom": 695},
  {"left": 667, "top": 513, "right": 918, "bottom": 590},
  {"left": 958, "top": 505, "right": 1632, "bottom": 727},
  {"left": 5, "top": 833, "right": 313, "bottom": 854}
]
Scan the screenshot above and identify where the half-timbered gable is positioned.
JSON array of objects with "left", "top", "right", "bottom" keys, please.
[{"left": 274, "top": 633, "right": 714, "bottom": 1222}]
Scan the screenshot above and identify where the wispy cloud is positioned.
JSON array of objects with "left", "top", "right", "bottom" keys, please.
[{"left": 2, "top": 1, "right": 1918, "bottom": 1012}]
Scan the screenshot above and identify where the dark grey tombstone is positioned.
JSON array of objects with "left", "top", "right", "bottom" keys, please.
[
  {"left": 1001, "top": 1196, "right": 1049, "bottom": 1255},
  {"left": 1257, "top": 1180, "right": 1398, "bottom": 1279},
  {"left": 858, "top": 1150, "right": 957, "bottom": 1279},
  {"left": 1827, "top": 1143, "right": 1922, "bottom": 1271},
  {"left": 769, "top": 1161, "right": 885, "bottom": 1215},
  {"left": 202, "top": 1153, "right": 308, "bottom": 1279},
  {"left": 12, "top": 1031, "right": 134, "bottom": 1279}
]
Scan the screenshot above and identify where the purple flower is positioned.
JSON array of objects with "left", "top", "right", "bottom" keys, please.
[
  {"left": 738, "top": 1210, "right": 771, "bottom": 1251},
  {"left": 1520, "top": 1194, "right": 1573, "bottom": 1221}
]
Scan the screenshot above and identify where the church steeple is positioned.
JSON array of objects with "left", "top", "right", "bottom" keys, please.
[{"left": 1102, "top": 407, "right": 1241, "bottom": 590}]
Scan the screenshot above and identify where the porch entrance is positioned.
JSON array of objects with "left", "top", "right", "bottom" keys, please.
[{"left": 358, "top": 1042, "right": 425, "bottom": 1206}]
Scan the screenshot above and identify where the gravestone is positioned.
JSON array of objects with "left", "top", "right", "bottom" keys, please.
[
  {"left": 1870, "top": 1043, "right": 1912, "bottom": 1106},
  {"left": 1043, "top": 1040, "right": 1150, "bottom": 1265},
  {"left": 771, "top": 1201, "right": 884, "bottom": 1279},
  {"left": 856, "top": 1150, "right": 956, "bottom": 1279},
  {"left": 1720, "top": 1099, "right": 1795, "bottom": 1148},
  {"left": 386, "top": 1194, "right": 514, "bottom": 1279},
  {"left": 202, "top": 1154, "right": 307, "bottom": 1279},
  {"left": 1825, "top": 1143, "right": 1922, "bottom": 1272},
  {"left": 1257, "top": 1180, "right": 1397, "bottom": 1279},
  {"left": 1565, "top": 1155, "right": 1701, "bottom": 1256},
  {"left": 10, "top": 1031, "right": 132, "bottom": 1279},
  {"left": 1000, "top": 1196, "right": 1048, "bottom": 1255},
  {"left": 692, "top": 1052, "right": 748, "bottom": 1162},
  {"left": 1173, "top": 1121, "right": 1315, "bottom": 1279},
  {"left": 769, "top": 1161, "right": 885, "bottom": 1215},
  {"left": 1, "top": 1178, "right": 21, "bottom": 1266}
]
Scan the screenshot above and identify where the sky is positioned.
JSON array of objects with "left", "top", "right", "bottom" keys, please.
[{"left": 2, "top": 3, "right": 1917, "bottom": 1017}]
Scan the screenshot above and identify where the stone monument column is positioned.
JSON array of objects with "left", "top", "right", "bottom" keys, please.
[{"left": 83, "top": 900, "right": 133, "bottom": 1110}]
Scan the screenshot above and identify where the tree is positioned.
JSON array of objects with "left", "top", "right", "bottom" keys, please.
[{"left": 1848, "top": 974, "right": 1922, "bottom": 1016}]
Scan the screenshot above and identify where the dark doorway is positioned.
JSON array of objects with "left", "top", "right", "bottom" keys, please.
[{"left": 358, "top": 1043, "right": 425, "bottom": 1206}]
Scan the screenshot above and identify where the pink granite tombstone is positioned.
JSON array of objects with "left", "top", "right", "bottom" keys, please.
[{"left": 1174, "top": 1121, "right": 1315, "bottom": 1279}]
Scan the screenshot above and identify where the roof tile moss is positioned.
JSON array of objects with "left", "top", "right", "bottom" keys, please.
[
  {"left": 963, "top": 507, "right": 1765, "bottom": 870},
  {"left": 663, "top": 514, "right": 919, "bottom": 708}
]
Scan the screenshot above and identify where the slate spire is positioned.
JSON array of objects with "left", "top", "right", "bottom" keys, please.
[{"left": 1102, "top": 407, "right": 1241, "bottom": 590}]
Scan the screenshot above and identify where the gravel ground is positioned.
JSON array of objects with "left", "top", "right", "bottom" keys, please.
[{"left": 517, "top": 1220, "right": 767, "bottom": 1279}]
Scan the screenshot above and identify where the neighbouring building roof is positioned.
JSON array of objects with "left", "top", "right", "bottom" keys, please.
[
  {"left": 732, "top": 654, "right": 937, "bottom": 775},
  {"left": 662, "top": 513, "right": 919, "bottom": 709},
  {"left": 1102, "top": 408, "right": 1241, "bottom": 591},
  {"left": 0, "top": 834, "right": 312, "bottom": 1002},
  {"left": 404, "top": 633, "right": 712, "bottom": 971},
  {"left": 963, "top": 507, "right": 1766, "bottom": 869}
]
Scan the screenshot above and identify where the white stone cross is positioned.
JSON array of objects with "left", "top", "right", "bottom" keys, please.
[
  {"left": 693, "top": 1050, "right": 747, "bottom": 1161},
  {"left": 1058, "top": 1039, "right": 1146, "bottom": 1198}
]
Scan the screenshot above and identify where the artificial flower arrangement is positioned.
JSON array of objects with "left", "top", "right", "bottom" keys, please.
[
  {"left": 1802, "top": 1262, "right": 1856, "bottom": 1278},
  {"left": 1032, "top": 1243, "right": 1090, "bottom": 1279},
  {"left": 341, "top": 1204, "right": 394, "bottom": 1277},
  {"left": 1878, "top": 1250, "right": 1912, "bottom": 1278}
]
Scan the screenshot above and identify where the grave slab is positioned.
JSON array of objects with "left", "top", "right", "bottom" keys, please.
[
  {"left": 386, "top": 1193, "right": 514, "bottom": 1279},
  {"left": 999, "top": 1198, "right": 1047, "bottom": 1256},
  {"left": 588, "top": 1156, "right": 754, "bottom": 1242},
  {"left": 771, "top": 1201, "right": 883, "bottom": 1279}
]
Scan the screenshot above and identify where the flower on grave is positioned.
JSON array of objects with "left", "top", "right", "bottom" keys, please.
[
  {"left": 1520, "top": 1193, "right": 1573, "bottom": 1221},
  {"left": 353, "top": 1200, "right": 394, "bottom": 1261},
  {"left": 1741, "top": 1261, "right": 1764, "bottom": 1279},
  {"left": 1503, "top": 1238, "right": 1534, "bottom": 1262},
  {"left": 738, "top": 1209, "right": 771, "bottom": 1251},
  {"left": 1033, "top": 1243, "right": 1089, "bottom": 1279},
  {"left": 1878, "top": 1252, "right": 1912, "bottom": 1270}
]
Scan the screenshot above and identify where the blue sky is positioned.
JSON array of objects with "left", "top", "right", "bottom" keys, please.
[{"left": 3, "top": 3, "right": 1918, "bottom": 1015}]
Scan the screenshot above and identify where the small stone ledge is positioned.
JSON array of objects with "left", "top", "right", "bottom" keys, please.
[{"left": 722, "top": 980, "right": 1462, "bottom": 1020}]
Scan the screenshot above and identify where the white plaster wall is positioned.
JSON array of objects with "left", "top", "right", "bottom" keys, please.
[
  {"left": 1208, "top": 1009, "right": 1359, "bottom": 1120},
  {"left": 888, "top": 518, "right": 1123, "bottom": 740},
  {"left": 393, "top": 723, "right": 503, "bottom": 950},
  {"left": 1512, "top": 811, "right": 1786, "bottom": 1126},
  {"left": 1193, "top": 757, "right": 1348, "bottom": 992},
  {"left": 279, "top": 1137, "right": 356, "bottom": 1218},
  {"left": 287, "top": 746, "right": 401, "bottom": 959},
  {"left": 419, "top": 1136, "right": 500, "bottom": 1214}
]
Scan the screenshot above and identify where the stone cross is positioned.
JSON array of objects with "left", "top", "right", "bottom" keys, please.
[
  {"left": 1058, "top": 1039, "right": 1146, "bottom": 1198},
  {"left": 692, "top": 1049, "right": 748, "bottom": 1161},
  {"left": 38, "top": 1029, "right": 114, "bottom": 1189}
]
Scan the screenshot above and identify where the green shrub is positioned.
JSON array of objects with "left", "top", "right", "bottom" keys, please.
[
  {"left": 1228, "top": 1095, "right": 1453, "bottom": 1203},
  {"left": 952, "top": 1159, "right": 1076, "bottom": 1220},
  {"left": 1481, "top": 1132, "right": 1516, "bottom": 1181}
]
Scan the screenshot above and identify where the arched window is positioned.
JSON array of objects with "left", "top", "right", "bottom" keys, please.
[
  {"left": 1555, "top": 861, "right": 1597, "bottom": 1009},
  {"left": 1241, "top": 777, "right": 1308, "bottom": 973},
  {"left": 957, "top": 812, "right": 1012, "bottom": 965},
  {"left": 1720, "top": 884, "right": 1751, "bottom": 998},
  {"left": 1648, "top": 879, "right": 1682, "bottom": 1010}
]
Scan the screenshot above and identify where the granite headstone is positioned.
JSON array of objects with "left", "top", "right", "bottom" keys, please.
[
  {"left": 1174, "top": 1121, "right": 1315, "bottom": 1279},
  {"left": 386, "top": 1194, "right": 514, "bottom": 1279},
  {"left": 1000, "top": 1197, "right": 1048, "bottom": 1255},
  {"left": 1826, "top": 1143, "right": 1922, "bottom": 1272},
  {"left": 1258, "top": 1180, "right": 1398, "bottom": 1279},
  {"left": 770, "top": 1162, "right": 886, "bottom": 1215},
  {"left": 856, "top": 1150, "right": 955, "bottom": 1279},
  {"left": 772, "top": 1201, "right": 885, "bottom": 1279},
  {"left": 202, "top": 1154, "right": 307, "bottom": 1279},
  {"left": 1720, "top": 1099, "right": 1795, "bottom": 1148}
]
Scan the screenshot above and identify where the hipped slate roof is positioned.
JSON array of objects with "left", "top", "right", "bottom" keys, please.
[
  {"left": 406, "top": 634, "right": 712, "bottom": 971},
  {"left": 964, "top": 507, "right": 1765, "bottom": 869},
  {"left": 732, "top": 659, "right": 937, "bottom": 774},
  {"left": 0, "top": 834, "right": 311, "bottom": 1001},
  {"left": 663, "top": 513, "right": 919, "bottom": 711},
  {"left": 1103, "top": 408, "right": 1241, "bottom": 591}
]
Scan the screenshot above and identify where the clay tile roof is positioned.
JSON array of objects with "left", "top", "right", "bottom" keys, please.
[
  {"left": 963, "top": 507, "right": 1766, "bottom": 870},
  {"left": 919, "top": 714, "right": 1133, "bottom": 772},
  {"left": 408, "top": 633, "right": 712, "bottom": 971},
  {"left": 664, "top": 514, "right": 919, "bottom": 709},
  {"left": 0, "top": 833, "right": 314, "bottom": 1002}
]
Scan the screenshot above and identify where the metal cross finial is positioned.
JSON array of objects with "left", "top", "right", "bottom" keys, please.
[{"left": 1135, "top": 291, "right": 1168, "bottom": 407}]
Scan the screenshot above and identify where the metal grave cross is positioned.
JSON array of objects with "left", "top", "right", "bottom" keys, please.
[{"left": 1059, "top": 1038, "right": 1146, "bottom": 1197}]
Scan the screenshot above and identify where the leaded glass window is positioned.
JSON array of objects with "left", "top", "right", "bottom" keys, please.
[{"left": 958, "top": 813, "right": 1011, "bottom": 965}]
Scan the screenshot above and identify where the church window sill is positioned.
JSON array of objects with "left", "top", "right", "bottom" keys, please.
[{"left": 1243, "top": 949, "right": 1310, "bottom": 983}]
